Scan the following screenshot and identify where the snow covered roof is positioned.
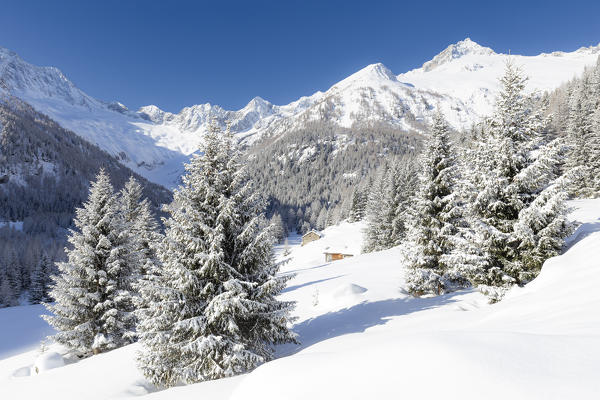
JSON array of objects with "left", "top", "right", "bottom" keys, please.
[{"left": 302, "top": 230, "right": 322, "bottom": 238}]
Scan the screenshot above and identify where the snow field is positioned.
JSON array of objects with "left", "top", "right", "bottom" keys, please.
[{"left": 1, "top": 200, "right": 599, "bottom": 399}]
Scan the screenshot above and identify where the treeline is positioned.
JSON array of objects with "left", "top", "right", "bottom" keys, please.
[{"left": 550, "top": 56, "right": 600, "bottom": 196}]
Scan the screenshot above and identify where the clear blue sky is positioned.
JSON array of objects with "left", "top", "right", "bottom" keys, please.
[{"left": 1, "top": 0, "right": 599, "bottom": 112}]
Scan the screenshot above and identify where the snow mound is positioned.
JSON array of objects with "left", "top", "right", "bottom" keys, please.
[
  {"left": 332, "top": 283, "right": 368, "bottom": 299},
  {"left": 33, "top": 352, "right": 64, "bottom": 374},
  {"left": 12, "top": 366, "right": 31, "bottom": 377}
]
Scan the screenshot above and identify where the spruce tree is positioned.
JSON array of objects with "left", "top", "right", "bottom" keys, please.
[
  {"left": 0, "top": 266, "right": 18, "bottom": 307},
  {"left": 118, "top": 176, "right": 162, "bottom": 312},
  {"left": 402, "top": 112, "right": 470, "bottom": 296},
  {"left": 469, "top": 62, "right": 571, "bottom": 301},
  {"left": 363, "top": 164, "right": 390, "bottom": 252},
  {"left": 389, "top": 160, "right": 419, "bottom": 246},
  {"left": 137, "top": 123, "right": 296, "bottom": 387},
  {"left": 44, "top": 170, "right": 137, "bottom": 355},
  {"left": 29, "top": 253, "right": 54, "bottom": 304},
  {"left": 348, "top": 186, "right": 368, "bottom": 222}
]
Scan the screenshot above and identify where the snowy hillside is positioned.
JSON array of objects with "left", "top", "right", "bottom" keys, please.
[
  {"left": 2, "top": 39, "right": 598, "bottom": 187},
  {"left": 399, "top": 38, "right": 600, "bottom": 117},
  {"left": 1, "top": 199, "right": 599, "bottom": 399}
]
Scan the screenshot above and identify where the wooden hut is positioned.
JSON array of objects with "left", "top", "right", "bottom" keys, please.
[{"left": 324, "top": 251, "right": 354, "bottom": 262}]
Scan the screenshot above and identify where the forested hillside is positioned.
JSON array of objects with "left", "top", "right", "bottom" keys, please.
[
  {"left": 0, "top": 96, "right": 171, "bottom": 306},
  {"left": 248, "top": 121, "right": 422, "bottom": 234}
]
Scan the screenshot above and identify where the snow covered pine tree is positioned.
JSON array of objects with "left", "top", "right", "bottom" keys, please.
[
  {"left": 44, "top": 169, "right": 137, "bottom": 355},
  {"left": 402, "top": 112, "right": 471, "bottom": 296},
  {"left": 363, "top": 159, "right": 418, "bottom": 253},
  {"left": 117, "top": 176, "right": 162, "bottom": 313},
  {"left": 137, "top": 122, "right": 296, "bottom": 387}
]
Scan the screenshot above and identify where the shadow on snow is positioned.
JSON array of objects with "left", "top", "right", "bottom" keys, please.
[
  {"left": 276, "top": 291, "right": 463, "bottom": 357},
  {"left": 281, "top": 275, "right": 345, "bottom": 294}
]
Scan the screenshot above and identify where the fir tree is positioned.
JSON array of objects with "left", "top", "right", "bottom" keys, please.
[
  {"left": 118, "top": 176, "right": 162, "bottom": 313},
  {"left": 389, "top": 160, "right": 419, "bottom": 247},
  {"left": 402, "top": 112, "right": 470, "bottom": 296},
  {"left": 137, "top": 123, "right": 296, "bottom": 387},
  {"left": 363, "top": 164, "right": 390, "bottom": 252},
  {"left": 348, "top": 186, "right": 368, "bottom": 222},
  {"left": 0, "top": 267, "right": 18, "bottom": 307},
  {"left": 44, "top": 170, "right": 137, "bottom": 355},
  {"left": 469, "top": 62, "right": 571, "bottom": 301},
  {"left": 29, "top": 253, "right": 54, "bottom": 304}
]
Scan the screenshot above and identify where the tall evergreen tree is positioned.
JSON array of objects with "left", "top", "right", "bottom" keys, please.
[
  {"left": 348, "top": 186, "right": 368, "bottom": 222},
  {"left": 29, "top": 253, "right": 54, "bottom": 304},
  {"left": 44, "top": 170, "right": 137, "bottom": 355},
  {"left": 389, "top": 160, "right": 419, "bottom": 246},
  {"left": 137, "top": 124, "right": 296, "bottom": 387},
  {"left": 402, "top": 112, "right": 471, "bottom": 296},
  {"left": 565, "top": 82, "right": 599, "bottom": 196},
  {"left": 118, "top": 176, "right": 162, "bottom": 312},
  {"left": 363, "top": 164, "right": 390, "bottom": 252},
  {"left": 468, "top": 62, "right": 571, "bottom": 301},
  {"left": 0, "top": 265, "right": 18, "bottom": 307}
]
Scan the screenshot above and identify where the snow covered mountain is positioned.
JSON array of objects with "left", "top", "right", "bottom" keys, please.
[
  {"left": 1, "top": 39, "right": 598, "bottom": 187},
  {"left": 399, "top": 38, "right": 600, "bottom": 117}
]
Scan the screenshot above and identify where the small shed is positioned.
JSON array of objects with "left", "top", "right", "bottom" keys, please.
[
  {"left": 301, "top": 230, "right": 322, "bottom": 246},
  {"left": 324, "top": 252, "right": 354, "bottom": 262}
]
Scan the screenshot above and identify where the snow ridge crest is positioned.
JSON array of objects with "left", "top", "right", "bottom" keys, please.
[{"left": 422, "top": 38, "right": 496, "bottom": 72}]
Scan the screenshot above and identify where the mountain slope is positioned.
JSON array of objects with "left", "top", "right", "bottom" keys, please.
[
  {"left": 2, "top": 39, "right": 598, "bottom": 187},
  {"left": 0, "top": 96, "right": 171, "bottom": 227}
]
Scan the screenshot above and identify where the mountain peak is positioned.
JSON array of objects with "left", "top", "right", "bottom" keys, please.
[
  {"left": 422, "top": 38, "right": 496, "bottom": 72},
  {"left": 358, "top": 63, "right": 396, "bottom": 80},
  {"left": 335, "top": 63, "right": 397, "bottom": 89}
]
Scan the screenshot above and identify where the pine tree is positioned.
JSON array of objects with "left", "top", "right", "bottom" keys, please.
[
  {"left": 29, "top": 253, "right": 54, "bottom": 304},
  {"left": 269, "top": 213, "right": 286, "bottom": 243},
  {"left": 468, "top": 62, "right": 571, "bottom": 301},
  {"left": 389, "top": 160, "right": 418, "bottom": 246},
  {"left": 348, "top": 186, "right": 368, "bottom": 222},
  {"left": 5, "top": 249, "right": 22, "bottom": 299},
  {"left": 44, "top": 170, "right": 137, "bottom": 355},
  {"left": 118, "top": 176, "right": 162, "bottom": 313},
  {"left": 402, "top": 112, "right": 471, "bottom": 296},
  {"left": 315, "top": 207, "right": 328, "bottom": 231},
  {"left": 0, "top": 264, "right": 18, "bottom": 307},
  {"left": 565, "top": 83, "right": 597, "bottom": 196},
  {"left": 363, "top": 164, "right": 390, "bottom": 252},
  {"left": 137, "top": 123, "right": 296, "bottom": 387}
]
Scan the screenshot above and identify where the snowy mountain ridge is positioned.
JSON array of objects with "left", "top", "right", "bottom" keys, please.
[
  {"left": 421, "top": 38, "right": 496, "bottom": 72},
  {"left": 1, "top": 39, "right": 599, "bottom": 187}
]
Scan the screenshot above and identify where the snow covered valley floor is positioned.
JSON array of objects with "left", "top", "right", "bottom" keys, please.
[{"left": 1, "top": 200, "right": 599, "bottom": 399}]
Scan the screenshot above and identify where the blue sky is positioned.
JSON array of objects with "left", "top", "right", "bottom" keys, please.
[{"left": 1, "top": 0, "right": 599, "bottom": 112}]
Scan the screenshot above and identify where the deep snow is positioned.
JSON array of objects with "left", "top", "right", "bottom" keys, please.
[{"left": 1, "top": 200, "right": 599, "bottom": 399}]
